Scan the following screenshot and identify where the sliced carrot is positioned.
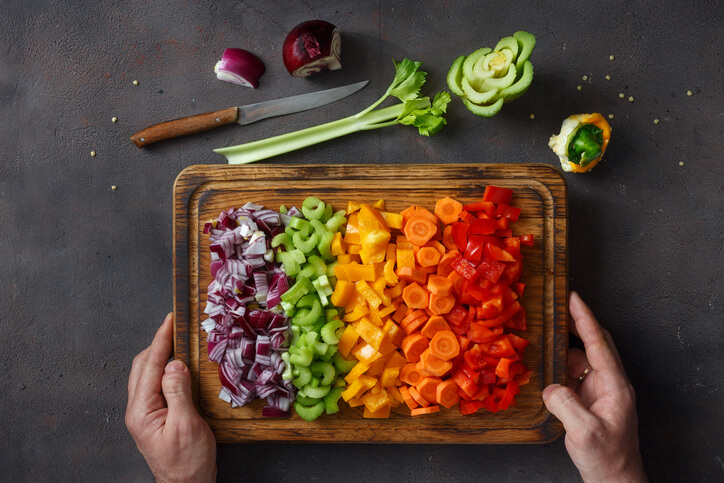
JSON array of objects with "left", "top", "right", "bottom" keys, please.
[
  {"left": 425, "top": 240, "right": 447, "bottom": 256},
  {"left": 402, "top": 282, "right": 429, "bottom": 309},
  {"left": 429, "top": 330, "right": 461, "bottom": 361},
  {"left": 401, "top": 205, "right": 438, "bottom": 228},
  {"left": 404, "top": 216, "right": 438, "bottom": 246},
  {"left": 400, "top": 309, "right": 427, "bottom": 328},
  {"left": 416, "top": 376, "right": 442, "bottom": 403},
  {"left": 411, "top": 405, "right": 440, "bottom": 416},
  {"left": 420, "top": 315, "right": 451, "bottom": 339},
  {"left": 434, "top": 196, "right": 464, "bottom": 224},
  {"left": 427, "top": 274, "right": 453, "bottom": 296},
  {"left": 428, "top": 293, "right": 456, "bottom": 315},
  {"left": 416, "top": 246, "right": 442, "bottom": 267},
  {"left": 408, "top": 386, "right": 430, "bottom": 407},
  {"left": 396, "top": 266, "right": 428, "bottom": 285},
  {"left": 402, "top": 313, "right": 428, "bottom": 335},
  {"left": 436, "top": 379, "right": 461, "bottom": 408},
  {"left": 436, "top": 250, "right": 459, "bottom": 277},
  {"left": 399, "top": 385, "right": 419, "bottom": 410},
  {"left": 442, "top": 225, "right": 457, "bottom": 251},
  {"left": 401, "top": 333, "right": 429, "bottom": 362},
  {"left": 400, "top": 362, "right": 425, "bottom": 386},
  {"left": 391, "top": 303, "right": 409, "bottom": 323},
  {"left": 418, "top": 348, "right": 453, "bottom": 377}
]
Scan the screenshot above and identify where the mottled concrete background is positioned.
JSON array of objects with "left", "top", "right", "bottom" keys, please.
[{"left": 1, "top": 1, "right": 722, "bottom": 481}]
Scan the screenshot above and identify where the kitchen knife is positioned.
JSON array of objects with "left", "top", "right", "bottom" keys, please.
[{"left": 129, "top": 80, "right": 368, "bottom": 148}]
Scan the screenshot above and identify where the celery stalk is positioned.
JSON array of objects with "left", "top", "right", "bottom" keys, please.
[{"left": 214, "top": 59, "right": 450, "bottom": 164}]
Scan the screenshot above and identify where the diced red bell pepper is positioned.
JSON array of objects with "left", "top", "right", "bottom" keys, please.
[
  {"left": 477, "top": 258, "right": 506, "bottom": 283},
  {"left": 498, "top": 381, "right": 520, "bottom": 410},
  {"left": 484, "top": 242, "right": 517, "bottom": 262},
  {"left": 476, "top": 294, "right": 504, "bottom": 319},
  {"left": 458, "top": 388, "right": 472, "bottom": 401},
  {"left": 496, "top": 216, "right": 509, "bottom": 230},
  {"left": 494, "top": 357, "right": 515, "bottom": 379},
  {"left": 468, "top": 323, "right": 504, "bottom": 343},
  {"left": 503, "top": 237, "right": 522, "bottom": 260},
  {"left": 451, "top": 256, "right": 479, "bottom": 281},
  {"left": 511, "top": 282, "right": 525, "bottom": 297},
  {"left": 482, "top": 394, "right": 500, "bottom": 413},
  {"left": 477, "top": 300, "right": 522, "bottom": 328},
  {"left": 514, "top": 369, "right": 533, "bottom": 386},
  {"left": 479, "top": 335, "right": 516, "bottom": 358},
  {"left": 444, "top": 303, "right": 468, "bottom": 325},
  {"left": 482, "top": 186, "right": 513, "bottom": 205},
  {"left": 453, "top": 370, "right": 479, "bottom": 398},
  {"left": 494, "top": 228, "right": 512, "bottom": 238},
  {"left": 451, "top": 222, "right": 468, "bottom": 252},
  {"left": 503, "top": 306, "right": 527, "bottom": 331},
  {"left": 469, "top": 218, "right": 499, "bottom": 235},
  {"left": 495, "top": 204, "right": 521, "bottom": 222},
  {"left": 502, "top": 258, "right": 523, "bottom": 284},
  {"left": 479, "top": 368, "right": 498, "bottom": 384},
  {"left": 458, "top": 210, "right": 475, "bottom": 224},
  {"left": 508, "top": 333, "right": 530, "bottom": 352},
  {"left": 463, "top": 344, "right": 487, "bottom": 370},
  {"left": 519, "top": 234, "right": 535, "bottom": 246},
  {"left": 472, "top": 384, "right": 491, "bottom": 401},
  {"left": 462, "top": 202, "right": 486, "bottom": 212},
  {"left": 508, "top": 362, "right": 529, "bottom": 380},
  {"left": 463, "top": 234, "right": 486, "bottom": 261},
  {"left": 459, "top": 399, "right": 485, "bottom": 415}
]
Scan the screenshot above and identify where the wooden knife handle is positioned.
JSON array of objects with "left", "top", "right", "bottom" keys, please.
[{"left": 130, "top": 107, "right": 239, "bottom": 148}]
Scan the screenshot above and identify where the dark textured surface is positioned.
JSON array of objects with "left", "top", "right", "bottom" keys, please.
[{"left": 1, "top": 0, "right": 722, "bottom": 481}]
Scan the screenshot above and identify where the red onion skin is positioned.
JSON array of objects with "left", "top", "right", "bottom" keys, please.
[{"left": 282, "top": 20, "right": 342, "bottom": 78}]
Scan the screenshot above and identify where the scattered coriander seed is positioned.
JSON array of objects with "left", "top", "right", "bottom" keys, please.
[
  {"left": 608, "top": 114, "right": 614, "bottom": 119},
  {"left": 133, "top": 80, "right": 139, "bottom": 85},
  {"left": 679, "top": 161, "right": 685, "bottom": 166},
  {"left": 686, "top": 90, "right": 693, "bottom": 96},
  {"left": 111, "top": 116, "right": 118, "bottom": 123},
  {"left": 90, "top": 151, "right": 96, "bottom": 157},
  {"left": 529, "top": 113, "right": 535, "bottom": 119},
  {"left": 628, "top": 96, "right": 634, "bottom": 102},
  {"left": 609, "top": 55, "right": 615, "bottom": 60},
  {"left": 582, "top": 75, "right": 588, "bottom": 81},
  {"left": 111, "top": 185, "right": 118, "bottom": 190},
  {"left": 577, "top": 85, "right": 582, "bottom": 91},
  {"left": 605, "top": 75, "right": 611, "bottom": 80},
  {"left": 619, "top": 93, "right": 625, "bottom": 98},
  {"left": 654, "top": 118, "right": 660, "bottom": 124}
]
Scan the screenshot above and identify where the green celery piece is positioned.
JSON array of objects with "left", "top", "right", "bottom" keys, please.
[
  {"left": 499, "top": 60, "right": 534, "bottom": 102},
  {"left": 333, "top": 375, "right": 347, "bottom": 387},
  {"left": 324, "top": 387, "right": 345, "bottom": 415},
  {"left": 307, "top": 256, "right": 328, "bottom": 277},
  {"left": 462, "top": 48, "right": 492, "bottom": 84},
  {"left": 493, "top": 36, "right": 519, "bottom": 58},
  {"left": 320, "top": 344, "right": 337, "bottom": 361},
  {"left": 288, "top": 249, "right": 306, "bottom": 264},
  {"left": 325, "top": 308, "right": 339, "bottom": 321},
  {"left": 446, "top": 55, "right": 466, "bottom": 97},
  {"left": 288, "top": 216, "right": 312, "bottom": 234},
  {"left": 281, "top": 277, "right": 310, "bottom": 305},
  {"left": 292, "top": 365, "right": 312, "bottom": 388},
  {"left": 271, "top": 232, "right": 294, "bottom": 252},
  {"left": 320, "top": 318, "right": 343, "bottom": 345},
  {"left": 320, "top": 203, "right": 334, "bottom": 223},
  {"left": 292, "top": 231, "right": 319, "bottom": 254},
  {"left": 332, "top": 352, "right": 358, "bottom": 373},
  {"left": 303, "top": 384, "right": 331, "bottom": 399},
  {"left": 310, "top": 361, "right": 336, "bottom": 385},
  {"left": 461, "top": 76, "right": 498, "bottom": 105},
  {"left": 297, "top": 265, "right": 317, "bottom": 281},
  {"left": 301, "top": 197, "right": 326, "bottom": 220},
  {"left": 292, "top": 298, "right": 322, "bottom": 326},
  {"left": 317, "top": 231, "right": 335, "bottom": 262},
  {"left": 295, "top": 401, "right": 325, "bottom": 421},
  {"left": 325, "top": 213, "right": 347, "bottom": 232},
  {"left": 280, "top": 352, "right": 294, "bottom": 381},
  {"left": 463, "top": 97, "right": 504, "bottom": 118},
  {"left": 310, "top": 219, "right": 328, "bottom": 236},
  {"left": 289, "top": 347, "right": 313, "bottom": 368},
  {"left": 279, "top": 205, "right": 288, "bottom": 214},
  {"left": 480, "top": 63, "right": 517, "bottom": 91},
  {"left": 514, "top": 31, "right": 536, "bottom": 69},
  {"left": 311, "top": 278, "right": 330, "bottom": 307},
  {"left": 295, "top": 395, "right": 322, "bottom": 407},
  {"left": 312, "top": 339, "right": 329, "bottom": 356}
]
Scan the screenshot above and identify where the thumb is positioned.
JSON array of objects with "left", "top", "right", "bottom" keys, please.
[
  {"left": 542, "top": 384, "right": 595, "bottom": 430},
  {"left": 161, "top": 360, "right": 197, "bottom": 419}
]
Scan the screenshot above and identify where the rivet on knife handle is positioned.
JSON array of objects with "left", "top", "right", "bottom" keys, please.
[{"left": 130, "top": 107, "right": 239, "bottom": 148}]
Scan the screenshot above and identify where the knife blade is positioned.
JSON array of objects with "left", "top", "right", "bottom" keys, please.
[{"left": 129, "top": 80, "right": 368, "bottom": 148}]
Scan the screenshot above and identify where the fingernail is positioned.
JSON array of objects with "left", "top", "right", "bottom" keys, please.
[
  {"left": 542, "top": 384, "right": 559, "bottom": 401},
  {"left": 164, "top": 312, "right": 174, "bottom": 324},
  {"left": 165, "top": 360, "right": 185, "bottom": 373}
]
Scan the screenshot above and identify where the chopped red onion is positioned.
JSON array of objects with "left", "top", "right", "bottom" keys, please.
[{"left": 215, "top": 48, "right": 266, "bottom": 89}]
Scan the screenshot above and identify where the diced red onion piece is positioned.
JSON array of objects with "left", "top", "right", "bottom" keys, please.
[{"left": 215, "top": 48, "right": 265, "bottom": 89}]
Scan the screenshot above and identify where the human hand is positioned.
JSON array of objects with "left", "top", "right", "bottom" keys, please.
[
  {"left": 126, "top": 313, "right": 217, "bottom": 482},
  {"left": 543, "top": 292, "right": 647, "bottom": 483}
]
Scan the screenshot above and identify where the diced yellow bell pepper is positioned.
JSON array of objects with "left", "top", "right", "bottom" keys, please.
[
  {"left": 330, "top": 280, "right": 354, "bottom": 308},
  {"left": 355, "top": 280, "right": 382, "bottom": 309},
  {"left": 353, "top": 342, "right": 383, "bottom": 365},
  {"left": 362, "top": 389, "right": 392, "bottom": 414},
  {"left": 367, "top": 307, "right": 383, "bottom": 327},
  {"left": 383, "top": 349, "right": 408, "bottom": 370},
  {"left": 372, "top": 199, "right": 386, "bottom": 211},
  {"left": 347, "top": 244, "right": 362, "bottom": 255},
  {"left": 343, "top": 304, "right": 369, "bottom": 322},
  {"left": 363, "top": 404, "right": 391, "bottom": 419},
  {"left": 344, "top": 361, "right": 369, "bottom": 384},
  {"left": 341, "top": 379, "right": 367, "bottom": 402},
  {"left": 385, "top": 243, "right": 397, "bottom": 261},
  {"left": 385, "top": 279, "right": 406, "bottom": 300},
  {"left": 372, "top": 277, "right": 392, "bottom": 306},
  {"left": 347, "top": 397, "right": 365, "bottom": 408},
  {"left": 386, "top": 385, "right": 405, "bottom": 405},
  {"left": 380, "top": 367, "right": 400, "bottom": 387},
  {"left": 347, "top": 200, "right": 361, "bottom": 215},
  {"left": 330, "top": 231, "right": 346, "bottom": 256},
  {"left": 396, "top": 248, "right": 415, "bottom": 269},
  {"left": 355, "top": 317, "right": 385, "bottom": 350},
  {"left": 334, "top": 263, "right": 349, "bottom": 282},
  {"left": 396, "top": 235, "right": 413, "bottom": 250},
  {"left": 337, "top": 254, "right": 354, "bottom": 264},
  {"left": 366, "top": 356, "right": 388, "bottom": 377},
  {"left": 337, "top": 324, "right": 360, "bottom": 357},
  {"left": 381, "top": 212, "right": 403, "bottom": 230},
  {"left": 343, "top": 262, "right": 376, "bottom": 282},
  {"left": 383, "top": 259, "right": 399, "bottom": 286},
  {"left": 378, "top": 305, "right": 397, "bottom": 318},
  {"left": 357, "top": 375, "right": 378, "bottom": 391}
]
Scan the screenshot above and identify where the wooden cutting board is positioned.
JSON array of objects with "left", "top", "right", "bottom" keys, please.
[{"left": 173, "top": 163, "right": 568, "bottom": 443}]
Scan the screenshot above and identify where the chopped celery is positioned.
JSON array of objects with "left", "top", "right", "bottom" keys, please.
[
  {"left": 324, "top": 387, "right": 345, "bottom": 415},
  {"left": 295, "top": 401, "right": 325, "bottom": 421}
]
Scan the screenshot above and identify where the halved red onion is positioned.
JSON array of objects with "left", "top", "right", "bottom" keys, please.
[
  {"left": 214, "top": 48, "right": 266, "bottom": 88},
  {"left": 282, "top": 20, "right": 342, "bottom": 78}
]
